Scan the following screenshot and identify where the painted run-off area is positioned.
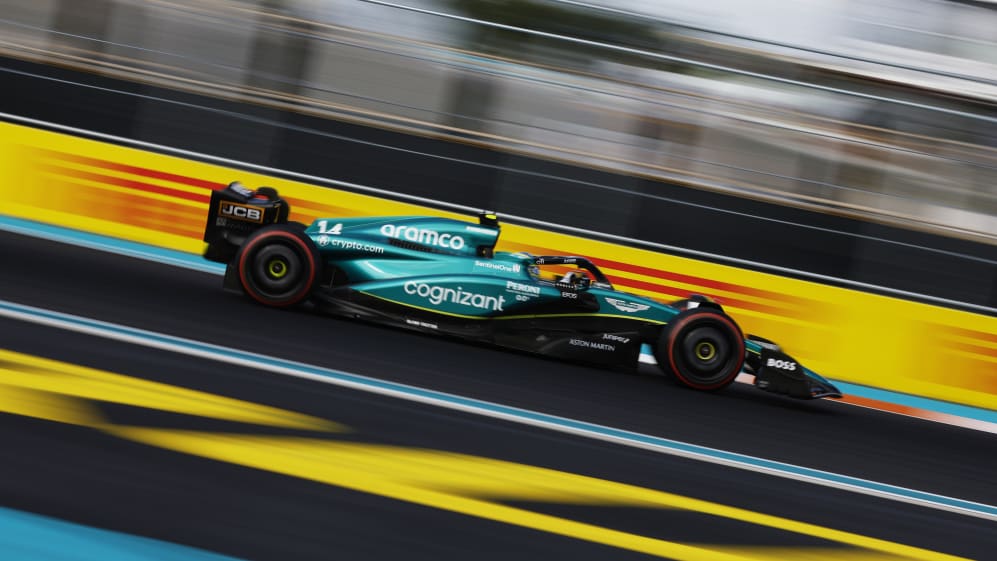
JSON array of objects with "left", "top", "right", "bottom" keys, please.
[{"left": 0, "top": 120, "right": 995, "bottom": 416}]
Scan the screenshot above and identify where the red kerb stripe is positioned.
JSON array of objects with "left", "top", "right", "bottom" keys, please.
[
  {"left": 49, "top": 165, "right": 210, "bottom": 204},
  {"left": 949, "top": 341, "right": 997, "bottom": 360},
  {"left": 55, "top": 153, "right": 220, "bottom": 191},
  {"left": 944, "top": 326, "right": 997, "bottom": 346},
  {"left": 592, "top": 257, "right": 795, "bottom": 303},
  {"left": 613, "top": 276, "right": 786, "bottom": 315}
]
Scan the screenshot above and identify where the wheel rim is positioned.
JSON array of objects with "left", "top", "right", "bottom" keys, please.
[
  {"left": 674, "top": 322, "right": 739, "bottom": 386},
  {"left": 248, "top": 243, "right": 305, "bottom": 300},
  {"left": 695, "top": 340, "right": 716, "bottom": 361},
  {"left": 266, "top": 257, "right": 289, "bottom": 279}
]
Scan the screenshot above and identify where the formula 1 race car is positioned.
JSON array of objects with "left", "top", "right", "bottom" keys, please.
[{"left": 203, "top": 182, "right": 841, "bottom": 400}]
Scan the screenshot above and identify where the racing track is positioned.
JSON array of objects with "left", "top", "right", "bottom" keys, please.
[
  {"left": 2, "top": 231, "right": 996, "bottom": 559},
  {"left": 3, "top": 52, "right": 997, "bottom": 559}
]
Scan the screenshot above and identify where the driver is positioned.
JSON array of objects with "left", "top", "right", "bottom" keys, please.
[
  {"left": 559, "top": 271, "right": 580, "bottom": 285},
  {"left": 558, "top": 271, "right": 589, "bottom": 288}
]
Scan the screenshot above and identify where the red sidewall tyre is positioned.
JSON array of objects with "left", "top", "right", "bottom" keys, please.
[
  {"left": 236, "top": 227, "right": 320, "bottom": 307},
  {"left": 655, "top": 309, "right": 745, "bottom": 391}
]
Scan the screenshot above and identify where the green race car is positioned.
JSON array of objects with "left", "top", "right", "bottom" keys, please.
[{"left": 203, "top": 181, "right": 841, "bottom": 400}]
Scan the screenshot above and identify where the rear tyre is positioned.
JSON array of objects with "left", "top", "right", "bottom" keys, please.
[
  {"left": 654, "top": 309, "right": 745, "bottom": 391},
  {"left": 236, "top": 225, "right": 321, "bottom": 307}
]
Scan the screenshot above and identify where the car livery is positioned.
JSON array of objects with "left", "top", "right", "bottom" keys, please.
[{"left": 203, "top": 182, "right": 841, "bottom": 400}]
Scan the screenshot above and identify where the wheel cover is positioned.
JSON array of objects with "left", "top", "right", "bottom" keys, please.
[
  {"left": 695, "top": 340, "right": 717, "bottom": 361},
  {"left": 237, "top": 229, "right": 319, "bottom": 307},
  {"left": 678, "top": 325, "right": 733, "bottom": 382},
  {"left": 661, "top": 312, "right": 745, "bottom": 390},
  {"left": 266, "top": 257, "right": 290, "bottom": 279},
  {"left": 247, "top": 243, "right": 305, "bottom": 301}
]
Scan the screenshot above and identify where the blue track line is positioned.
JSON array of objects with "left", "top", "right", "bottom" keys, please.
[
  {"left": 0, "top": 507, "right": 246, "bottom": 561},
  {"left": 1, "top": 297, "right": 996, "bottom": 521},
  {"left": 0, "top": 215, "right": 224, "bottom": 275}
]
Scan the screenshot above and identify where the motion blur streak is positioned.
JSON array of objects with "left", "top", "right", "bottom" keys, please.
[
  {"left": 3, "top": 299, "right": 996, "bottom": 523},
  {"left": 117, "top": 430, "right": 964, "bottom": 561},
  {"left": 0, "top": 348, "right": 968, "bottom": 561},
  {"left": 0, "top": 507, "right": 247, "bottom": 561},
  {"left": 353, "top": 0, "right": 992, "bottom": 121},
  {"left": 0, "top": 349, "right": 338, "bottom": 431},
  {"left": 4, "top": 110, "right": 994, "bottom": 300},
  {"left": 3, "top": 1, "right": 993, "bottom": 242},
  {"left": 2, "top": 119, "right": 996, "bottom": 411}
]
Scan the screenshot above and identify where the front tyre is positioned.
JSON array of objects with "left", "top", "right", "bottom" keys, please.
[
  {"left": 236, "top": 225, "right": 321, "bottom": 307},
  {"left": 654, "top": 309, "right": 745, "bottom": 391}
]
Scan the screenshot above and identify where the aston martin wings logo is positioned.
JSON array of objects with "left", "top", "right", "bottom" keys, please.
[{"left": 605, "top": 298, "right": 650, "bottom": 313}]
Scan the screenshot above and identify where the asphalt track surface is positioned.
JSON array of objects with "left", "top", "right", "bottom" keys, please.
[
  {"left": 2, "top": 232, "right": 997, "bottom": 560},
  {"left": 2, "top": 55, "right": 996, "bottom": 311}
]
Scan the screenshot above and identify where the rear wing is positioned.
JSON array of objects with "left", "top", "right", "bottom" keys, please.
[{"left": 203, "top": 181, "right": 290, "bottom": 263}]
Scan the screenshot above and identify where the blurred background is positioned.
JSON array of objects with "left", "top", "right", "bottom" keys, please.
[
  {"left": 2, "top": 4, "right": 997, "bottom": 559},
  {"left": 1, "top": 0, "right": 994, "bottom": 243}
]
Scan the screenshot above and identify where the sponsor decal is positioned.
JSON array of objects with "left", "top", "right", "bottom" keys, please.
[
  {"left": 381, "top": 224, "right": 465, "bottom": 250},
  {"left": 605, "top": 298, "right": 650, "bottom": 313},
  {"left": 506, "top": 280, "right": 541, "bottom": 302},
  {"left": 218, "top": 201, "right": 264, "bottom": 223},
  {"left": 766, "top": 358, "right": 797, "bottom": 371},
  {"left": 538, "top": 257, "right": 578, "bottom": 265},
  {"left": 569, "top": 339, "right": 615, "bottom": 351},
  {"left": 405, "top": 319, "right": 439, "bottom": 330},
  {"left": 316, "top": 220, "right": 343, "bottom": 235},
  {"left": 320, "top": 237, "right": 385, "bottom": 253},
  {"left": 561, "top": 291, "right": 578, "bottom": 299},
  {"left": 602, "top": 333, "right": 631, "bottom": 344},
  {"left": 476, "top": 260, "right": 521, "bottom": 273},
  {"left": 404, "top": 281, "right": 505, "bottom": 311},
  {"left": 506, "top": 281, "right": 540, "bottom": 295}
]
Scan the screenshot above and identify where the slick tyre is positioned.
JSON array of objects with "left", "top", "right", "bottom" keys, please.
[
  {"left": 236, "top": 225, "right": 321, "bottom": 307},
  {"left": 654, "top": 309, "right": 745, "bottom": 391}
]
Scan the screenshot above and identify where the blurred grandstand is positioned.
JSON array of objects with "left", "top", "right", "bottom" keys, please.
[{"left": 1, "top": 0, "right": 994, "bottom": 242}]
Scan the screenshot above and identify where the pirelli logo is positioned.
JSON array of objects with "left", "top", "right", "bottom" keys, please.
[{"left": 218, "top": 201, "right": 264, "bottom": 223}]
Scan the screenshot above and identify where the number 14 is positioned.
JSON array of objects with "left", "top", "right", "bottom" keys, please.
[{"left": 317, "top": 221, "right": 342, "bottom": 234}]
